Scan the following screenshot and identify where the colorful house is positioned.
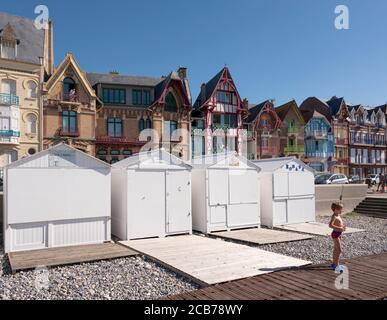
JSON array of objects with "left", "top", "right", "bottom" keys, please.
[
  {"left": 43, "top": 53, "right": 99, "bottom": 155},
  {"left": 191, "top": 67, "right": 248, "bottom": 157},
  {"left": 275, "top": 100, "right": 305, "bottom": 159},
  {"left": 0, "top": 13, "right": 49, "bottom": 173},
  {"left": 302, "top": 110, "right": 334, "bottom": 172},
  {"left": 348, "top": 104, "right": 386, "bottom": 178},
  {"left": 300, "top": 96, "right": 350, "bottom": 175},
  {"left": 87, "top": 67, "right": 192, "bottom": 162},
  {"left": 244, "top": 100, "right": 282, "bottom": 160}
]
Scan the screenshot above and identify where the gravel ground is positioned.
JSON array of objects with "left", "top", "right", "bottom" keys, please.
[
  {"left": 0, "top": 226, "right": 198, "bottom": 300},
  {"left": 260, "top": 215, "right": 387, "bottom": 264},
  {"left": 0, "top": 215, "right": 386, "bottom": 300}
]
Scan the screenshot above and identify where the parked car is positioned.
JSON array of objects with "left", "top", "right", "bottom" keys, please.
[
  {"left": 315, "top": 173, "right": 349, "bottom": 185},
  {"left": 348, "top": 175, "right": 362, "bottom": 184},
  {"left": 365, "top": 174, "right": 380, "bottom": 186}
]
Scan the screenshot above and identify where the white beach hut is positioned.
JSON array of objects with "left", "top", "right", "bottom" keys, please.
[
  {"left": 111, "top": 149, "right": 192, "bottom": 240},
  {"left": 3, "top": 143, "right": 111, "bottom": 253},
  {"left": 253, "top": 157, "right": 315, "bottom": 228},
  {"left": 190, "top": 152, "right": 261, "bottom": 234}
]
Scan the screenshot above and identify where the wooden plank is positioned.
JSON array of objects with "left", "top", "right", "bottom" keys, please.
[
  {"left": 8, "top": 243, "right": 138, "bottom": 273},
  {"left": 167, "top": 253, "right": 387, "bottom": 301},
  {"left": 211, "top": 228, "right": 313, "bottom": 245},
  {"left": 121, "top": 235, "right": 310, "bottom": 285}
]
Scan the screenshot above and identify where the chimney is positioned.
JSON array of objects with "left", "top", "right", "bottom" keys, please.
[
  {"left": 242, "top": 98, "right": 249, "bottom": 110},
  {"left": 177, "top": 66, "right": 187, "bottom": 80}
]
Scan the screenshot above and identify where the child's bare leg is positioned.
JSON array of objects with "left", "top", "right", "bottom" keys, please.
[{"left": 333, "top": 238, "right": 341, "bottom": 266}]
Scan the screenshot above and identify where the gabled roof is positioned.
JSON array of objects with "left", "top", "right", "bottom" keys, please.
[
  {"left": 113, "top": 148, "right": 191, "bottom": 170},
  {"left": 189, "top": 152, "right": 261, "bottom": 172},
  {"left": 193, "top": 67, "right": 242, "bottom": 110},
  {"left": 6, "top": 143, "right": 111, "bottom": 169},
  {"left": 45, "top": 53, "right": 97, "bottom": 98},
  {"left": 151, "top": 71, "right": 191, "bottom": 107},
  {"left": 0, "top": 12, "right": 44, "bottom": 65},
  {"left": 275, "top": 100, "right": 305, "bottom": 125},
  {"left": 253, "top": 157, "right": 315, "bottom": 173},
  {"left": 374, "top": 104, "right": 387, "bottom": 114},
  {"left": 326, "top": 97, "right": 346, "bottom": 119},
  {"left": 305, "top": 111, "right": 331, "bottom": 127},
  {"left": 246, "top": 100, "right": 270, "bottom": 123},
  {"left": 193, "top": 68, "right": 224, "bottom": 109}
]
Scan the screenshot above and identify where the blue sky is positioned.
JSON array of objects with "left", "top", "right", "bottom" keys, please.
[{"left": 2, "top": 0, "right": 387, "bottom": 106}]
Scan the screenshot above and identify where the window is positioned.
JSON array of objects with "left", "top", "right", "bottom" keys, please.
[
  {"left": 102, "top": 88, "right": 126, "bottom": 104},
  {"left": 28, "top": 148, "right": 36, "bottom": 155},
  {"left": 26, "top": 81, "right": 37, "bottom": 98},
  {"left": 26, "top": 113, "right": 37, "bottom": 134},
  {"left": 165, "top": 92, "right": 178, "bottom": 112},
  {"left": 1, "top": 79, "right": 16, "bottom": 95},
  {"left": 0, "top": 117, "right": 10, "bottom": 131},
  {"left": 216, "top": 91, "right": 232, "bottom": 104},
  {"left": 0, "top": 38, "right": 17, "bottom": 59},
  {"left": 164, "top": 120, "right": 178, "bottom": 139},
  {"left": 146, "top": 118, "right": 152, "bottom": 129},
  {"left": 97, "top": 149, "right": 108, "bottom": 156},
  {"left": 62, "top": 111, "right": 77, "bottom": 132},
  {"left": 139, "top": 118, "right": 145, "bottom": 132},
  {"left": 132, "top": 90, "right": 142, "bottom": 105},
  {"left": 63, "top": 77, "right": 76, "bottom": 100},
  {"left": 123, "top": 150, "right": 133, "bottom": 156},
  {"left": 110, "top": 150, "right": 120, "bottom": 156},
  {"left": 143, "top": 90, "right": 151, "bottom": 105},
  {"left": 107, "top": 118, "right": 122, "bottom": 137}
]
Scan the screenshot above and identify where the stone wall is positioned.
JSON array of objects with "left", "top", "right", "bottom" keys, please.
[{"left": 315, "top": 184, "right": 367, "bottom": 216}]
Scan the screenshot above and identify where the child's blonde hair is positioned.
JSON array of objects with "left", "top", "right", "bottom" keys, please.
[{"left": 331, "top": 202, "right": 344, "bottom": 211}]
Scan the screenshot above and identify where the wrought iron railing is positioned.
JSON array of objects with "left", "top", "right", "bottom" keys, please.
[
  {"left": 284, "top": 145, "right": 304, "bottom": 153},
  {"left": 0, "top": 130, "right": 20, "bottom": 137},
  {"left": 0, "top": 93, "right": 19, "bottom": 105}
]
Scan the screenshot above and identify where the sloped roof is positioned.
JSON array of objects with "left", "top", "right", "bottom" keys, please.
[
  {"left": 113, "top": 148, "right": 191, "bottom": 169},
  {"left": 46, "top": 53, "right": 97, "bottom": 98},
  {"left": 246, "top": 100, "right": 270, "bottom": 123},
  {"left": 0, "top": 12, "right": 44, "bottom": 65},
  {"left": 189, "top": 152, "right": 261, "bottom": 171},
  {"left": 253, "top": 157, "right": 315, "bottom": 173},
  {"left": 193, "top": 68, "right": 224, "bottom": 109},
  {"left": 275, "top": 100, "right": 305, "bottom": 124},
  {"left": 6, "top": 143, "right": 111, "bottom": 169},
  {"left": 86, "top": 72, "right": 163, "bottom": 87},
  {"left": 374, "top": 104, "right": 387, "bottom": 114},
  {"left": 326, "top": 97, "right": 344, "bottom": 117}
]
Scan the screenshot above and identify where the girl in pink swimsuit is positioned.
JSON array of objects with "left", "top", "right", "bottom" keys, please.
[{"left": 329, "top": 202, "right": 346, "bottom": 273}]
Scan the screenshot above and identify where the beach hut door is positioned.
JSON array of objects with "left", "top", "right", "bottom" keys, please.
[{"left": 166, "top": 171, "right": 191, "bottom": 233}]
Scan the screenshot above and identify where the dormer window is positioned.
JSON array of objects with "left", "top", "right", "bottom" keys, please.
[{"left": 0, "top": 23, "right": 18, "bottom": 60}]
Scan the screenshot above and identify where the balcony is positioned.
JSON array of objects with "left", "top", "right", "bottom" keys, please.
[
  {"left": 0, "top": 93, "right": 19, "bottom": 106},
  {"left": 305, "top": 152, "right": 333, "bottom": 159},
  {"left": 334, "top": 137, "right": 348, "bottom": 145},
  {"left": 96, "top": 136, "right": 148, "bottom": 146},
  {"left": 287, "top": 127, "right": 299, "bottom": 135},
  {"left": 284, "top": 145, "right": 304, "bottom": 153},
  {"left": 0, "top": 130, "right": 20, "bottom": 144},
  {"left": 335, "top": 158, "right": 348, "bottom": 166},
  {"left": 259, "top": 146, "right": 279, "bottom": 154},
  {"left": 58, "top": 127, "right": 80, "bottom": 137},
  {"left": 350, "top": 139, "right": 373, "bottom": 145},
  {"left": 305, "top": 130, "right": 328, "bottom": 139}
]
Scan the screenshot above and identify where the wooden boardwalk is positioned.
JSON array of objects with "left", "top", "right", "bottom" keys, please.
[
  {"left": 121, "top": 235, "right": 310, "bottom": 286},
  {"left": 8, "top": 242, "right": 138, "bottom": 273},
  {"left": 166, "top": 253, "right": 387, "bottom": 300},
  {"left": 211, "top": 228, "right": 313, "bottom": 245}
]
